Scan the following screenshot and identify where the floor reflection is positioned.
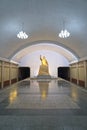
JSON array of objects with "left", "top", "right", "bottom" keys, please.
[
  {"left": 1, "top": 78, "right": 83, "bottom": 109},
  {"left": 0, "top": 79, "right": 87, "bottom": 130},
  {"left": 38, "top": 81, "right": 50, "bottom": 100},
  {"left": 9, "top": 89, "right": 17, "bottom": 104}
]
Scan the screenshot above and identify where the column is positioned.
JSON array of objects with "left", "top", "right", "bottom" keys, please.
[
  {"left": 1, "top": 61, "right": 4, "bottom": 88},
  {"left": 9, "top": 63, "right": 11, "bottom": 85},
  {"left": 84, "top": 61, "right": 87, "bottom": 88},
  {"left": 76, "top": 62, "right": 79, "bottom": 85}
]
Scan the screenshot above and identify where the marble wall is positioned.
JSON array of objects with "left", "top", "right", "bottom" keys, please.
[
  {"left": 0, "top": 60, "right": 18, "bottom": 89},
  {"left": 70, "top": 61, "right": 87, "bottom": 87}
]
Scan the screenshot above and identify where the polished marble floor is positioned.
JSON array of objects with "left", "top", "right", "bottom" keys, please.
[{"left": 0, "top": 78, "right": 87, "bottom": 130}]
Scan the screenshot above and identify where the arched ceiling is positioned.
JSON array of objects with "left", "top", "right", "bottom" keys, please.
[
  {"left": 11, "top": 42, "right": 78, "bottom": 63},
  {"left": 0, "top": 0, "right": 87, "bottom": 62}
]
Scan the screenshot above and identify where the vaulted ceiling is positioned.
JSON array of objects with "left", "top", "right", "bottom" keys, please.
[{"left": 0, "top": 0, "right": 87, "bottom": 63}]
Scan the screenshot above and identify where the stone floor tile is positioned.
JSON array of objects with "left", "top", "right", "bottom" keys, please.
[{"left": 0, "top": 78, "right": 87, "bottom": 129}]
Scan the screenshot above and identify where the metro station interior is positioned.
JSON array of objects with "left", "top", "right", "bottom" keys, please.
[{"left": 0, "top": 0, "right": 87, "bottom": 129}]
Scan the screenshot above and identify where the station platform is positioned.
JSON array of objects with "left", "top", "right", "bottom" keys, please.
[{"left": 0, "top": 78, "right": 87, "bottom": 130}]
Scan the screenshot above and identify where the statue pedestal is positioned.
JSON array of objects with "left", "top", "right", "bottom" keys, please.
[
  {"left": 37, "top": 75, "right": 51, "bottom": 79},
  {"left": 38, "top": 65, "right": 49, "bottom": 75},
  {"left": 37, "top": 65, "right": 51, "bottom": 79}
]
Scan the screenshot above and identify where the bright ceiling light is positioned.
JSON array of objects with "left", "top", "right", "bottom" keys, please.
[
  {"left": 59, "top": 19, "right": 70, "bottom": 38},
  {"left": 17, "top": 31, "right": 28, "bottom": 39},
  {"left": 59, "top": 29, "right": 70, "bottom": 38},
  {"left": 17, "top": 22, "right": 28, "bottom": 39}
]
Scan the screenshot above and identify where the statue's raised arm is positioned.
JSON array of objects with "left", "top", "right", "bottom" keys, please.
[{"left": 40, "top": 55, "right": 42, "bottom": 61}]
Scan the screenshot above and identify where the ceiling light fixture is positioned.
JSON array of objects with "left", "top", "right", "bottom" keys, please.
[
  {"left": 17, "top": 23, "right": 28, "bottom": 39},
  {"left": 17, "top": 31, "right": 28, "bottom": 39},
  {"left": 59, "top": 19, "right": 70, "bottom": 38},
  {"left": 59, "top": 29, "right": 70, "bottom": 38}
]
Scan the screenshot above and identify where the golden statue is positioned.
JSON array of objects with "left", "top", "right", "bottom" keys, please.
[
  {"left": 38, "top": 55, "right": 50, "bottom": 76},
  {"left": 40, "top": 55, "right": 48, "bottom": 66}
]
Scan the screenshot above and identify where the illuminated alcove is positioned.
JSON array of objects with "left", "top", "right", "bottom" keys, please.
[
  {"left": 19, "top": 50, "right": 69, "bottom": 77},
  {"left": 11, "top": 43, "right": 78, "bottom": 77}
]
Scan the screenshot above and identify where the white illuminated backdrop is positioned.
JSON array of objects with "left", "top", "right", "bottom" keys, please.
[{"left": 19, "top": 50, "right": 69, "bottom": 77}]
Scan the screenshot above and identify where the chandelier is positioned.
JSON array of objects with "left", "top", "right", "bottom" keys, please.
[
  {"left": 17, "top": 31, "right": 28, "bottom": 39},
  {"left": 59, "top": 29, "right": 70, "bottom": 38},
  {"left": 17, "top": 23, "right": 28, "bottom": 39},
  {"left": 59, "top": 18, "right": 70, "bottom": 38}
]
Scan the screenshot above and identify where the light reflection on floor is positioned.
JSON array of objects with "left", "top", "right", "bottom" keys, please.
[
  {"left": 0, "top": 78, "right": 87, "bottom": 130},
  {"left": 6, "top": 79, "right": 80, "bottom": 109}
]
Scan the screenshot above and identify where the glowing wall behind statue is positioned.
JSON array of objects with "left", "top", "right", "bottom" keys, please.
[{"left": 19, "top": 50, "right": 69, "bottom": 77}]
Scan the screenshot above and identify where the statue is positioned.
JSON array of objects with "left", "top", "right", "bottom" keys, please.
[
  {"left": 38, "top": 55, "right": 50, "bottom": 76},
  {"left": 40, "top": 55, "right": 48, "bottom": 66}
]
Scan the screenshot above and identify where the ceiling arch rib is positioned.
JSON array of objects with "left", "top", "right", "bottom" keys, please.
[{"left": 11, "top": 42, "right": 79, "bottom": 63}]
